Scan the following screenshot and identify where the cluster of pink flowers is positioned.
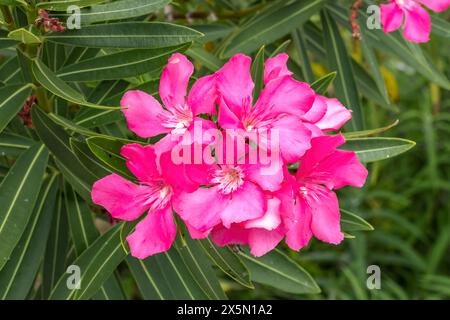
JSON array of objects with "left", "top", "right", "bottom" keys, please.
[
  {"left": 381, "top": 0, "right": 450, "bottom": 43},
  {"left": 91, "top": 53, "right": 368, "bottom": 259}
]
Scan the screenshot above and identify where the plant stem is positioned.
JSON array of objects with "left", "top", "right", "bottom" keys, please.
[{"left": 35, "top": 86, "right": 52, "bottom": 113}]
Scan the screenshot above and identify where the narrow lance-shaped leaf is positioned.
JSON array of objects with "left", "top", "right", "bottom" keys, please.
[
  {"left": 64, "top": 182, "right": 125, "bottom": 300},
  {"left": 239, "top": 249, "right": 321, "bottom": 295},
  {"left": 44, "top": 22, "right": 203, "bottom": 49},
  {"left": 36, "top": 0, "right": 107, "bottom": 11},
  {"left": 0, "top": 143, "right": 49, "bottom": 271},
  {"left": 199, "top": 238, "right": 253, "bottom": 289},
  {"left": 0, "top": 132, "right": 34, "bottom": 157},
  {"left": 32, "top": 59, "right": 120, "bottom": 110},
  {"left": 0, "top": 84, "right": 33, "bottom": 133},
  {"left": 221, "top": 0, "right": 324, "bottom": 57},
  {"left": 56, "top": 43, "right": 191, "bottom": 82},
  {"left": 41, "top": 190, "right": 70, "bottom": 299},
  {"left": 31, "top": 107, "right": 97, "bottom": 200},
  {"left": 53, "top": 0, "right": 170, "bottom": 25},
  {"left": 0, "top": 174, "right": 59, "bottom": 299},
  {"left": 342, "top": 137, "right": 416, "bottom": 163},
  {"left": 251, "top": 46, "right": 265, "bottom": 101},
  {"left": 49, "top": 222, "right": 132, "bottom": 300},
  {"left": 310, "top": 71, "right": 336, "bottom": 95},
  {"left": 340, "top": 209, "right": 374, "bottom": 232},
  {"left": 174, "top": 229, "right": 227, "bottom": 300},
  {"left": 321, "top": 10, "right": 364, "bottom": 131}
]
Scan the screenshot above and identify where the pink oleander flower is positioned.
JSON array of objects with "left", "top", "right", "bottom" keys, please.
[
  {"left": 121, "top": 53, "right": 217, "bottom": 142},
  {"left": 90, "top": 52, "right": 369, "bottom": 259},
  {"left": 217, "top": 53, "right": 316, "bottom": 163},
  {"left": 278, "top": 134, "right": 368, "bottom": 250},
  {"left": 173, "top": 133, "right": 284, "bottom": 235},
  {"left": 381, "top": 0, "right": 450, "bottom": 43},
  {"left": 91, "top": 143, "right": 205, "bottom": 259}
]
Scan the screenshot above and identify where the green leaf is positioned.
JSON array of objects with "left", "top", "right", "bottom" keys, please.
[
  {"left": 54, "top": 0, "right": 169, "bottom": 24},
  {"left": 344, "top": 120, "right": 399, "bottom": 139},
  {"left": 0, "top": 174, "right": 58, "bottom": 299},
  {"left": 8, "top": 27, "right": 41, "bottom": 44},
  {"left": 36, "top": 0, "right": 107, "bottom": 11},
  {"left": 126, "top": 256, "right": 171, "bottom": 299},
  {"left": 240, "top": 249, "right": 320, "bottom": 294},
  {"left": 431, "top": 15, "right": 450, "bottom": 38},
  {"left": 199, "top": 238, "right": 253, "bottom": 289},
  {"left": 327, "top": 3, "right": 450, "bottom": 90},
  {"left": 221, "top": 0, "right": 324, "bottom": 57},
  {"left": 0, "top": 84, "right": 33, "bottom": 133},
  {"left": 310, "top": 71, "right": 336, "bottom": 95},
  {"left": 0, "top": 143, "right": 49, "bottom": 271},
  {"left": 321, "top": 10, "right": 363, "bottom": 131},
  {"left": 187, "top": 47, "right": 223, "bottom": 72},
  {"left": 340, "top": 209, "right": 374, "bottom": 232},
  {"left": 57, "top": 43, "right": 190, "bottom": 82},
  {"left": 31, "top": 107, "right": 97, "bottom": 200},
  {"left": 0, "top": 132, "right": 33, "bottom": 156},
  {"left": 303, "top": 22, "right": 392, "bottom": 110},
  {"left": 71, "top": 137, "right": 113, "bottom": 175},
  {"left": 292, "top": 27, "right": 314, "bottom": 83},
  {"left": 49, "top": 222, "right": 131, "bottom": 300},
  {"left": 0, "top": 56, "right": 23, "bottom": 84},
  {"left": 64, "top": 182, "right": 125, "bottom": 300},
  {"left": 86, "top": 136, "right": 134, "bottom": 179},
  {"left": 251, "top": 46, "right": 265, "bottom": 101},
  {"left": 343, "top": 137, "right": 416, "bottom": 163},
  {"left": 41, "top": 190, "right": 70, "bottom": 299},
  {"left": 32, "top": 59, "right": 119, "bottom": 110},
  {"left": 175, "top": 231, "right": 227, "bottom": 299},
  {"left": 0, "top": 29, "right": 20, "bottom": 49},
  {"left": 44, "top": 22, "right": 203, "bottom": 49}
]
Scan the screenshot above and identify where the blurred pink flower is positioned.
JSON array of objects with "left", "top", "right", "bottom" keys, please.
[{"left": 381, "top": 0, "right": 450, "bottom": 43}]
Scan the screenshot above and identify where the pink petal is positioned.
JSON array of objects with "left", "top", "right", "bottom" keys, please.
[
  {"left": 314, "top": 97, "right": 352, "bottom": 131},
  {"left": 244, "top": 197, "right": 281, "bottom": 230},
  {"left": 220, "top": 181, "right": 266, "bottom": 228},
  {"left": 159, "top": 150, "right": 205, "bottom": 192},
  {"left": 301, "top": 95, "right": 327, "bottom": 124},
  {"left": 263, "top": 53, "right": 293, "bottom": 84},
  {"left": 159, "top": 53, "right": 193, "bottom": 112},
  {"left": 211, "top": 224, "right": 248, "bottom": 247},
  {"left": 381, "top": 3, "right": 404, "bottom": 33},
  {"left": 248, "top": 226, "right": 284, "bottom": 257},
  {"left": 308, "top": 187, "right": 344, "bottom": 245},
  {"left": 297, "top": 134, "right": 368, "bottom": 189},
  {"left": 121, "top": 144, "right": 160, "bottom": 183},
  {"left": 217, "top": 97, "right": 244, "bottom": 129},
  {"left": 283, "top": 196, "right": 313, "bottom": 251},
  {"left": 419, "top": 0, "right": 450, "bottom": 12},
  {"left": 173, "top": 187, "right": 223, "bottom": 232},
  {"left": 403, "top": 5, "right": 431, "bottom": 43},
  {"left": 91, "top": 174, "right": 149, "bottom": 221},
  {"left": 121, "top": 90, "right": 170, "bottom": 138},
  {"left": 187, "top": 74, "right": 217, "bottom": 115},
  {"left": 216, "top": 53, "right": 254, "bottom": 118},
  {"left": 127, "top": 206, "right": 177, "bottom": 259},
  {"left": 245, "top": 160, "right": 284, "bottom": 192},
  {"left": 271, "top": 115, "right": 312, "bottom": 163},
  {"left": 253, "top": 76, "right": 315, "bottom": 117},
  {"left": 185, "top": 222, "right": 211, "bottom": 239}
]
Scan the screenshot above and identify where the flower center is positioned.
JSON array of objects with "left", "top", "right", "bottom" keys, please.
[
  {"left": 162, "top": 103, "right": 193, "bottom": 135},
  {"left": 140, "top": 180, "right": 173, "bottom": 211},
  {"left": 211, "top": 166, "right": 245, "bottom": 195}
]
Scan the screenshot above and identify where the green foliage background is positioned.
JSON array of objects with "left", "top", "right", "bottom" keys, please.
[{"left": 0, "top": 0, "right": 448, "bottom": 300}]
